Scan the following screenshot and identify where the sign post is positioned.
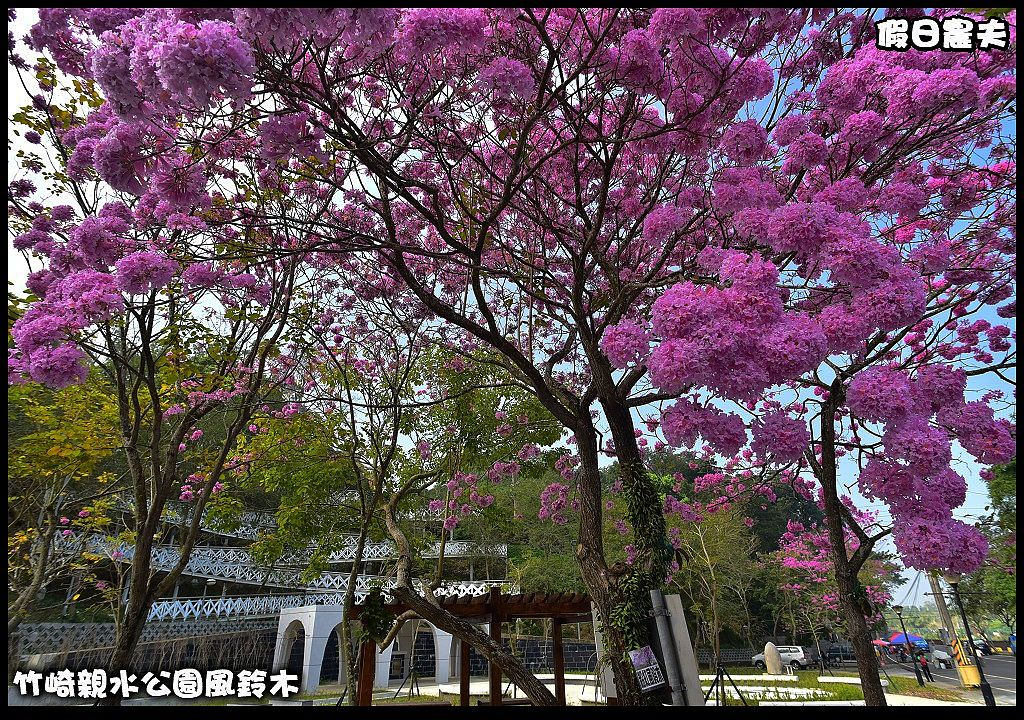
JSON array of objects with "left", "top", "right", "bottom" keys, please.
[{"left": 664, "top": 594, "right": 706, "bottom": 706}]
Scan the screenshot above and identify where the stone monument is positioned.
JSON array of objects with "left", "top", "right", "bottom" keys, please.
[{"left": 764, "top": 641, "right": 784, "bottom": 675}]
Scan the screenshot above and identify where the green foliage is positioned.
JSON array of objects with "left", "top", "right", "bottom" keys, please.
[
  {"left": 963, "top": 7, "right": 1015, "bottom": 18},
  {"left": 231, "top": 411, "right": 363, "bottom": 571},
  {"left": 742, "top": 486, "right": 824, "bottom": 553},
  {"left": 8, "top": 372, "right": 126, "bottom": 620},
  {"left": 416, "top": 347, "right": 562, "bottom": 464},
  {"left": 958, "top": 459, "right": 1017, "bottom": 635},
  {"left": 667, "top": 507, "right": 762, "bottom": 656},
  {"left": 8, "top": 374, "right": 121, "bottom": 484},
  {"left": 357, "top": 586, "right": 393, "bottom": 643},
  {"left": 986, "top": 459, "right": 1016, "bottom": 534}
]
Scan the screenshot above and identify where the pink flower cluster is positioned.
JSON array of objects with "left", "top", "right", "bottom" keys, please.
[
  {"left": 8, "top": 209, "right": 169, "bottom": 385},
  {"left": 434, "top": 470, "right": 496, "bottom": 531},
  {"left": 90, "top": 12, "right": 254, "bottom": 119},
  {"left": 477, "top": 57, "right": 535, "bottom": 100},
  {"left": 599, "top": 321, "right": 651, "bottom": 369},
  {"left": 114, "top": 251, "right": 179, "bottom": 295},
  {"left": 649, "top": 251, "right": 826, "bottom": 402},
  {"left": 750, "top": 412, "right": 809, "bottom": 465},
  {"left": 396, "top": 8, "right": 487, "bottom": 63},
  {"left": 539, "top": 482, "right": 570, "bottom": 525},
  {"left": 852, "top": 363, "right": 1013, "bottom": 573},
  {"left": 660, "top": 400, "right": 746, "bottom": 457},
  {"left": 260, "top": 112, "right": 325, "bottom": 164}
]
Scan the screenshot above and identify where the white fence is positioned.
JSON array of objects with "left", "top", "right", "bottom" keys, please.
[{"left": 147, "top": 578, "right": 518, "bottom": 621}]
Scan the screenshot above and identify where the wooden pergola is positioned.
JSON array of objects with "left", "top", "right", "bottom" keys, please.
[{"left": 352, "top": 588, "right": 592, "bottom": 706}]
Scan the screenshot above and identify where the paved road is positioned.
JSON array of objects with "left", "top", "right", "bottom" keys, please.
[{"left": 886, "top": 654, "right": 1016, "bottom": 706}]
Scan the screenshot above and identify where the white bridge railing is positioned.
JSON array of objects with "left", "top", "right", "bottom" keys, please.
[
  {"left": 66, "top": 534, "right": 504, "bottom": 579},
  {"left": 152, "top": 498, "right": 441, "bottom": 540},
  {"left": 147, "top": 578, "right": 518, "bottom": 621},
  {"left": 14, "top": 617, "right": 278, "bottom": 656},
  {"left": 62, "top": 535, "right": 510, "bottom": 599},
  {"left": 253, "top": 538, "right": 508, "bottom": 564}
]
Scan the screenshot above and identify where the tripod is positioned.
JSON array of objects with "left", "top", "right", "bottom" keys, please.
[
  {"left": 703, "top": 663, "right": 748, "bottom": 706},
  {"left": 393, "top": 620, "right": 423, "bottom": 699},
  {"left": 819, "top": 653, "right": 834, "bottom": 676},
  {"left": 393, "top": 668, "right": 422, "bottom": 699}
]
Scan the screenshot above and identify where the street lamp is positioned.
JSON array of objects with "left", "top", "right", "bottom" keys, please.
[
  {"left": 942, "top": 572, "right": 997, "bottom": 707},
  {"left": 892, "top": 605, "right": 925, "bottom": 687}
]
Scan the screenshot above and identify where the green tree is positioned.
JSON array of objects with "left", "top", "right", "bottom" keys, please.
[
  {"left": 666, "top": 508, "right": 760, "bottom": 667},
  {"left": 8, "top": 373, "right": 124, "bottom": 633},
  {"left": 960, "top": 460, "right": 1016, "bottom": 636}
]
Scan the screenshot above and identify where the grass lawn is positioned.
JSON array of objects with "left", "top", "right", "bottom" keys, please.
[
  {"left": 703, "top": 666, "right": 971, "bottom": 705},
  {"left": 291, "top": 683, "right": 468, "bottom": 706},
  {"left": 282, "top": 668, "right": 972, "bottom": 706},
  {"left": 885, "top": 675, "right": 968, "bottom": 702}
]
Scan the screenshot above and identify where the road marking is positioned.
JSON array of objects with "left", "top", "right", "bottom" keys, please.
[
  {"left": 927, "top": 667, "right": 1016, "bottom": 683},
  {"left": 891, "top": 663, "right": 1016, "bottom": 690}
]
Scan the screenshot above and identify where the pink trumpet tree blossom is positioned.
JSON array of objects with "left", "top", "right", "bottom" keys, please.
[{"left": 11, "top": 7, "right": 1015, "bottom": 707}]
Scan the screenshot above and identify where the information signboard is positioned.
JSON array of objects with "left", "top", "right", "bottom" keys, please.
[{"left": 629, "top": 646, "right": 666, "bottom": 692}]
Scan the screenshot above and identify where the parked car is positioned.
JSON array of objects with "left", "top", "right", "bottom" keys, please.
[
  {"left": 824, "top": 645, "right": 857, "bottom": 665},
  {"left": 752, "top": 646, "right": 815, "bottom": 670}
]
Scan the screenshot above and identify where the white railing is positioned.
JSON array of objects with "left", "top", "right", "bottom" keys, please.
[
  {"left": 147, "top": 579, "right": 519, "bottom": 621},
  {"left": 154, "top": 498, "right": 443, "bottom": 540},
  {"left": 64, "top": 535, "right": 511, "bottom": 596},
  {"left": 65, "top": 532, "right": 504, "bottom": 572},
  {"left": 14, "top": 617, "right": 277, "bottom": 656},
  {"left": 262, "top": 538, "right": 507, "bottom": 564},
  {"left": 76, "top": 536, "right": 379, "bottom": 589},
  {"left": 147, "top": 593, "right": 343, "bottom": 621}
]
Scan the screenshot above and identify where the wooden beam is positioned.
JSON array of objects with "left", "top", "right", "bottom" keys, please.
[
  {"left": 355, "top": 640, "right": 376, "bottom": 706},
  {"left": 460, "top": 638, "right": 471, "bottom": 707},
  {"left": 369, "top": 591, "right": 592, "bottom": 621},
  {"left": 489, "top": 587, "right": 502, "bottom": 706},
  {"left": 553, "top": 619, "right": 566, "bottom": 705}
]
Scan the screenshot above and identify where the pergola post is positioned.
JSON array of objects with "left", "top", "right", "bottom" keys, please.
[
  {"left": 489, "top": 587, "right": 503, "bottom": 705},
  {"left": 355, "top": 639, "right": 376, "bottom": 706},
  {"left": 553, "top": 619, "right": 566, "bottom": 705},
  {"left": 460, "top": 638, "right": 471, "bottom": 707},
  {"left": 350, "top": 590, "right": 594, "bottom": 706}
]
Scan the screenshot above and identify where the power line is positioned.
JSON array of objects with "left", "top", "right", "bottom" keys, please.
[{"left": 896, "top": 570, "right": 922, "bottom": 607}]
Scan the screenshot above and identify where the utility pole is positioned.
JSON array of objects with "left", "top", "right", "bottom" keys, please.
[
  {"left": 944, "top": 573, "right": 997, "bottom": 707},
  {"left": 927, "top": 571, "right": 958, "bottom": 646},
  {"left": 892, "top": 605, "right": 925, "bottom": 686}
]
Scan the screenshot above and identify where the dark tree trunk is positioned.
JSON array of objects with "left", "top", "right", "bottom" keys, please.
[
  {"left": 572, "top": 419, "right": 656, "bottom": 706},
  {"left": 96, "top": 589, "right": 150, "bottom": 706},
  {"left": 339, "top": 521, "right": 370, "bottom": 701},
  {"left": 8, "top": 513, "right": 56, "bottom": 636},
  {"left": 818, "top": 384, "right": 887, "bottom": 707},
  {"left": 834, "top": 554, "right": 887, "bottom": 705},
  {"left": 95, "top": 527, "right": 158, "bottom": 707}
]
